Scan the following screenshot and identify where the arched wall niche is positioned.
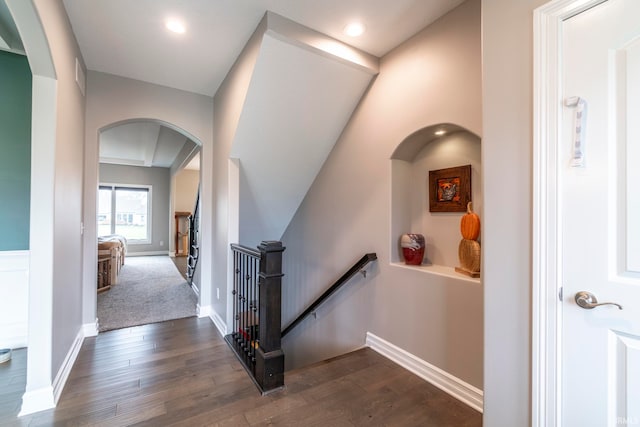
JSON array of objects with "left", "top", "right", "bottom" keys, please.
[{"left": 390, "top": 123, "right": 482, "bottom": 273}]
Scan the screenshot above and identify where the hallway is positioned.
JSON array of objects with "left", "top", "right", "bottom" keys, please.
[{"left": 3, "top": 317, "right": 481, "bottom": 426}]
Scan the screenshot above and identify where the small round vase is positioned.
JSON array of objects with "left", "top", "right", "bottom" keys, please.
[{"left": 400, "top": 233, "right": 425, "bottom": 265}]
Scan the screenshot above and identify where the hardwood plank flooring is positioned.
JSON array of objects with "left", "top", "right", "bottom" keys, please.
[{"left": 0, "top": 317, "right": 482, "bottom": 426}]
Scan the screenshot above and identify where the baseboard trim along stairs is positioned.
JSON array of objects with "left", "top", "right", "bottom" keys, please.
[{"left": 366, "top": 332, "right": 483, "bottom": 412}]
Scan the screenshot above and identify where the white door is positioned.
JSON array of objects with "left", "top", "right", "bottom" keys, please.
[{"left": 562, "top": 1, "right": 640, "bottom": 425}]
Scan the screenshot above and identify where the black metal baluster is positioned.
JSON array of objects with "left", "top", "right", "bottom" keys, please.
[
  {"left": 232, "top": 251, "right": 237, "bottom": 343},
  {"left": 250, "top": 256, "right": 256, "bottom": 367},
  {"left": 233, "top": 254, "right": 243, "bottom": 346},
  {"left": 240, "top": 253, "right": 246, "bottom": 352},
  {"left": 226, "top": 242, "right": 284, "bottom": 394},
  {"left": 234, "top": 250, "right": 239, "bottom": 342},
  {"left": 243, "top": 253, "right": 249, "bottom": 360}
]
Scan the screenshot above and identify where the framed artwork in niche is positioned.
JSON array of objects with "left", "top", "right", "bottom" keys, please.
[{"left": 428, "top": 164, "right": 471, "bottom": 212}]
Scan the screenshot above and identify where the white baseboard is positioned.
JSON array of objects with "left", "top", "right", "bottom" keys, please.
[
  {"left": 82, "top": 319, "right": 99, "bottom": 337},
  {"left": 127, "top": 251, "right": 169, "bottom": 257},
  {"left": 196, "top": 304, "right": 211, "bottom": 319},
  {"left": 209, "top": 310, "right": 227, "bottom": 336},
  {"left": 52, "top": 328, "right": 85, "bottom": 403},
  {"left": 191, "top": 282, "right": 200, "bottom": 297},
  {"left": 19, "top": 386, "right": 55, "bottom": 416},
  {"left": 365, "top": 332, "right": 483, "bottom": 413}
]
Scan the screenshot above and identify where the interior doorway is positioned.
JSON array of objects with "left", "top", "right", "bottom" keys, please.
[
  {"left": 533, "top": 0, "right": 640, "bottom": 424},
  {"left": 95, "top": 120, "right": 201, "bottom": 331}
]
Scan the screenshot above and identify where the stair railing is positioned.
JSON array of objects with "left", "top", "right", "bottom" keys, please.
[
  {"left": 281, "top": 253, "right": 377, "bottom": 338},
  {"left": 186, "top": 185, "right": 200, "bottom": 284},
  {"left": 226, "top": 241, "right": 285, "bottom": 394}
]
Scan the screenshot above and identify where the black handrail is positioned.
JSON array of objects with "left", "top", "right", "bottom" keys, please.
[
  {"left": 281, "top": 253, "right": 377, "bottom": 338},
  {"left": 230, "top": 243, "right": 261, "bottom": 258}
]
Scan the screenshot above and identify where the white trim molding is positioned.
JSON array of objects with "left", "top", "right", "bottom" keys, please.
[
  {"left": 126, "top": 251, "right": 169, "bottom": 257},
  {"left": 19, "top": 386, "right": 55, "bottom": 416},
  {"left": 197, "top": 303, "right": 211, "bottom": 318},
  {"left": 20, "top": 327, "right": 87, "bottom": 416},
  {"left": 0, "top": 250, "right": 29, "bottom": 349},
  {"left": 532, "top": 1, "right": 607, "bottom": 425},
  {"left": 82, "top": 319, "right": 99, "bottom": 337},
  {"left": 191, "top": 282, "right": 200, "bottom": 297},
  {"left": 366, "top": 332, "right": 483, "bottom": 413},
  {"left": 209, "top": 310, "right": 227, "bottom": 337},
  {"left": 52, "top": 329, "right": 84, "bottom": 403}
]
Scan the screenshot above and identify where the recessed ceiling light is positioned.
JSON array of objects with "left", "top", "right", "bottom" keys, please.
[
  {"left": 435, "top": 129, "right": 447, "bottom": 136},
  {"left": 166, "top": 19, "right": 186, "bottom": 34},
  {"left": 344, "top": 22, "right": 365, "bottom": 37}
]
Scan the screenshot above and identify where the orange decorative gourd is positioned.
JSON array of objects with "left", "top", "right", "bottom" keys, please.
[{"left": 460, "top": 202, "right": 480, "bottom": 241}]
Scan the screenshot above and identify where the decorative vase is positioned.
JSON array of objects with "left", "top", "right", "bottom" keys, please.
[{"left": 400, "top": 233, "right": 425, "bottom": 265}]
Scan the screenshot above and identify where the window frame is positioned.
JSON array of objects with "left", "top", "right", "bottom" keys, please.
[{"left": 98, "top": 183, "right": 153, "bottom": 245}]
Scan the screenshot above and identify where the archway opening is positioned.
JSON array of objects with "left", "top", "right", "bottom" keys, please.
[{"left": 94, "top": 119, "right": 202, "bottom": 332}]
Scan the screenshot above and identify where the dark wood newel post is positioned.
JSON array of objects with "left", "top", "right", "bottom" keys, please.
[{"left": 255, "top": 240, "right": 285, "bottom": 392}]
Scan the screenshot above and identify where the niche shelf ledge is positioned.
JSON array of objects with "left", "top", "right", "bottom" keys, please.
[{"left": 390, "top": 262, "right": 481, "bottom": 284}]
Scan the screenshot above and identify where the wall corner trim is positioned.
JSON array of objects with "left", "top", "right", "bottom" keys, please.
[
  {"left": 18, "top": 386, "right": 55, "bottom": 417},
  {"left": 197, "top": 304, "right": 211, "bottom": 318},
  {"left": 82, "top": 319, "right": 99, "bottom": 337},
  {"left": 365, "top": 332, "right": 483, "bottom": 413}
]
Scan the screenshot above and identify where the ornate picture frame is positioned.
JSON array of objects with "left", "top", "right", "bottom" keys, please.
[{"left": 428, "top": 164, "right": 471, "bottom": 212}]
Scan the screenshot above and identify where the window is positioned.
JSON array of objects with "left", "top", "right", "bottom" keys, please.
[{"left": 98, "top": 184, "right": 152, "bottom": 243}]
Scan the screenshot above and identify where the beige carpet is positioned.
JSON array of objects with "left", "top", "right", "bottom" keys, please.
[{"left": 97, "top": 256, "right": 197, "bottom": 331}]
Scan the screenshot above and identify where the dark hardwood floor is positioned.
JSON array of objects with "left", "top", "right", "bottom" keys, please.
[
  {"left": 1, "top": 317, "right": 482, "bottom": 426},
  {"left": 0, "top": 347, "right": 27, "bottom": 422}
]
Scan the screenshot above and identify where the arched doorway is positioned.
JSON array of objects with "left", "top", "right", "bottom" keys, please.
[
  {"left": 81, "top": 76, "right": 215, "bottom": 339},
  {"left": 94, "top": 119, "right": 201, "bottom": 331}
]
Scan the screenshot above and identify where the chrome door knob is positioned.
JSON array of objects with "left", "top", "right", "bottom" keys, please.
[{"left": 575, "top": 291, "right": 623, "bottom": 310}]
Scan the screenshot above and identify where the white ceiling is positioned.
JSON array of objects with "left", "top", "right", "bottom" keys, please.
[
  {"left": 61, "top": 0, "right": 465, "bottom": 96},
  {"left": 100, "top": 122, "right": 197, "bottom": 169},
  {"left": 3, "top": 1, "right": 467, "bottom": 240}
]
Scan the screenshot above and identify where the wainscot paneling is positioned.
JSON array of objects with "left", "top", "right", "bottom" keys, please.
[{"left": 0, "top": 250, "right": 29, "bottom": 349}]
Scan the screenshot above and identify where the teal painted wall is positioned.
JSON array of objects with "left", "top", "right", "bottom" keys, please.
[{"left": 0, "top": 51, "right": 32, "bottom": 250}]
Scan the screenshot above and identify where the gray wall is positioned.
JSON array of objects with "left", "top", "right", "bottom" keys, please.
[
  {"left": 482, "top": 0, "right": 547, "bottom": 424},
  {"left": 174, "top": 169, "right": 199, "bottom": 213},
  {"left": 84, "top": 71, "right": 214, "bottom": 325},
  {"left": 279, "top": 0, "right": 483, "bottom": 386},
  {"left": 0, "top": 50, "right": 31, "bottom": 251},
  {"left": 28, "top": 0, "right": 88, "bottom": 384},
  {"left": 212, "top": 17, "right": 267, "bottom": 324},
  {"left": 99, "top": 164, "right": 170, "bottom": 254}
]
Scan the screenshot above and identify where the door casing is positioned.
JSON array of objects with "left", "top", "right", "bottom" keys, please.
[{"left": 532, "top": 0, "right": 609, "bottom": 425}]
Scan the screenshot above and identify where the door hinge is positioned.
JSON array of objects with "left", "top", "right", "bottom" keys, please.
[{"left": 559, "top": 286, "right": 563, "bottom": 302}]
